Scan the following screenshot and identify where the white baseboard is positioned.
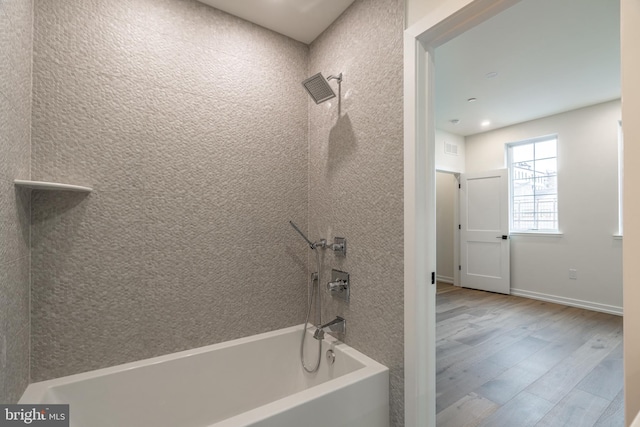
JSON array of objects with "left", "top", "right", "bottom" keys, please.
[
  {"left": 510, "top": 288, "right": 623, "bottom": 316},
  {"left": 436, "top": 275, "right": 454, "bottom": 284}
]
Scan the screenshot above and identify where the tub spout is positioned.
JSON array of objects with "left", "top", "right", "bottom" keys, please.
[{"left": 313, "top": 316, "right": 346, "bottom": 340}]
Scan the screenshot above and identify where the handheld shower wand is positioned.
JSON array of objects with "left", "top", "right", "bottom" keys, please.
[{"left": 289, "top": 220, "right": 324, "bottom": 373}]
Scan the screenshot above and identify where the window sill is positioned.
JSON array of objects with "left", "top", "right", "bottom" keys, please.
[{"left": 510, "top": 232, "right": 563, "bottom": 238}]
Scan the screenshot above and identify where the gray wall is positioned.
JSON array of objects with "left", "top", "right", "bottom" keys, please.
[
  {"left": 0, "top": 0, "right": 32, "bottom": 403},
  {"left": 308, "top": 0, "right": 405, "bottom": 425},
  {"left": 30, "top": 0, "right": 310, "bottom": 381}
]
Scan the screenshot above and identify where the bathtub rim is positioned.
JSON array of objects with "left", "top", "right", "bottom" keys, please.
[{"left": 19, "top": 323, "right": 389, "bottom": 408}]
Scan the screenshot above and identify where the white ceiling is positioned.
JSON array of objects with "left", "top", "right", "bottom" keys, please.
[
  {"left": 435, "top": 0, "right": 621, "bottom": 136},
  {"left": 196, "top": 0, "right": 356, "bottom": 44}
]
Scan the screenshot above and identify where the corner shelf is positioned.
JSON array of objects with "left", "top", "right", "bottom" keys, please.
[{"left": 14, "top": 179, "right": 93, "bottom": 193}]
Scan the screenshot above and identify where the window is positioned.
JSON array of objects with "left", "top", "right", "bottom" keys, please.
[{"left": 507, "top": 136, "right": 558, "bottom": 232}]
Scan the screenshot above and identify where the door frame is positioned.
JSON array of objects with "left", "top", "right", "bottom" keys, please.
[
  {"left": 403, "top": 1, "right": 526, "bottom": 425},
  {"left": 435, "top": 170, "right": 461, "bottom": 287},
  {"left": 404, "top": 1, "right": 638, "bottom": 426}
]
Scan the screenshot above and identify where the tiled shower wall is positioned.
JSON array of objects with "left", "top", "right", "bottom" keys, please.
[
  {"left": 0, "top": 0, "right": 32, "bottom": 403},
  {"left": 308, "top": 0, "right": 405, "bottom": 425},
  {"left": 30, "top": 0, "right": 310, "bottom": 380},
  {"left": 27, "top": 0, "right": 406, "bottom": 424}
]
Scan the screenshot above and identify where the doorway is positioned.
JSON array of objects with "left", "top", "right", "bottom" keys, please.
[
  {"left": 403, "top": 0, "right": 630, "bottom": 425},
  {"left": 434, "top": 0, "right": 622, "bottom": 424}
]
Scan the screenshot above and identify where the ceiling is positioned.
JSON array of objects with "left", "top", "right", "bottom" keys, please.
[
  {"left": 435, "top": 0, "right": 621, "bottom": 136},
  {"left": 196, "top": 0, "right": 356, "bottom": 44}
]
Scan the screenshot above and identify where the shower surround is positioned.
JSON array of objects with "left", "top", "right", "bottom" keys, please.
[
  {"left": 31, "top": 0, "right": 309, "bottom": 379},
  {"left": 307, "top": 0, "right": 405, "bottom": 425},
  {"left": 21, "top": 0, "right": 403, "bottom": 424},
  {"left": 0, "top": 0, "right": 32, "bottom": 404}
]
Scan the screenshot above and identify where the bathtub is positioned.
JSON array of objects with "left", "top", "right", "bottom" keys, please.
[{"left": 19, "top": 324, "right": 389, "bottom": 427}]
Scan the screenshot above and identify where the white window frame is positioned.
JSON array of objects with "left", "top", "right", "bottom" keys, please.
[{"left": 506, "top": 134, "right": 559, "bottom": 233}]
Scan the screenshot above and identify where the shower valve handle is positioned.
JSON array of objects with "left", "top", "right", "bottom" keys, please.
[
  {"left": 330, "top": 237, "right": 347, "bottom": 256},
  {"left": 326, "top": 269, "right": 350, "bottom": 302},
  {"left": 327, "top": 279, "right": 348, "bottom": 292},
  {"left": 330, "top": 242, "right": 344, "bottom": 251}
]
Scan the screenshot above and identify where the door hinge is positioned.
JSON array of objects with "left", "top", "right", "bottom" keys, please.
[
  {"left": 431, "top": 272, "right": 435, "bottom": 285},
  {"left": 459, "top": 184, "right": 461, "bottom": 189},
  {"left": 459, "top": 224, "right": 461, "bottom": 230},
  {"left": 459, "top": 265, "right": 462, "bottom": 271}
]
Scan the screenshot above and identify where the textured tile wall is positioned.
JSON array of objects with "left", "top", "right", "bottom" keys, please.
[
  {"left": 308, "top": 0, "right": 405, "bottom": 425},
  {"left": 0, "top": 0, "right": 32, "bottom": 403},
  {"left": 31, "top": 0, "right": 310, "bottom": 380}
]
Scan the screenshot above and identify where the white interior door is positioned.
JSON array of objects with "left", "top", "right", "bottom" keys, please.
[{"left": 460, "top": 169, "right": 510, "bottom": 294}]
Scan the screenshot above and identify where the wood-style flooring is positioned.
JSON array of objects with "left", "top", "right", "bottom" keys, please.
[{"left": 436, "top": 283, "right": 623, "bottom": 427}]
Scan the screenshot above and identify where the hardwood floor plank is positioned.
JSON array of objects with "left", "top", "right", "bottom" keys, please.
[
  {"left": 437, "top": 281, "right": 459, "bottom": 294},
  {"left": 436, "top": 392, "right": 499, "bottom": 427},
  {"left": 535, "top": 389, "right": 611, "bottom": 427},
  {"left": 436, "top": 338, "right": 473, "bottom": 361},
  {"left": 517, "top": 333, "right": 590, "bottom": 375},
  {"left": 437, "top": 325, "right": 531, "bottom": 376},
  {"left": 511, "top": 303, "right": 577, "bottom": 335},
  {"left": 484, "top": 336, "right": 549, "bottom": 369},
  {"left": 593, "top": 389, "right": 624, "bottom": 427},
  {"left": 436, "top": 291, "right": 497, "bottom": 313},
  {"left": 477, "top": 391, "right": 554, "bottom": 427},
  {"left": 525, "top": 330, "right": 621, "bottom": 404},
  {"left": 436, "top": 313, "right": 478, "bottom": 341},
  {"left": 436, "top": 284, "right": 624, "bottom": 427},
  {"left": 530, "top": 307, "right": 604, "bottom": 343},
  {"left": 475, "top": 365, "right": 547, "bottom": 405},
  {"left": 461, "top": 300, "right": 539, "bottom": 331},
  {"left": 437, "top": 305, "right": 472, "bottom": 322},
  {"left": 576, "top": 342, "right": 624, "bottom": 401},
  {"left": 454, "top": 325, "right": 506, "bottom": 347},
  {"left": 436, "top": 360, "right": 507, "bottom": 414}
]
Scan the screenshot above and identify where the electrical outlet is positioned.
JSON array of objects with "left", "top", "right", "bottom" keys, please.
[{"left": 569, "top": 269, "right": 577, "bottom": 280}]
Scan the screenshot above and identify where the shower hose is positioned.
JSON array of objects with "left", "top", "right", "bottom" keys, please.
[{"left": 300, "top": 248, "right": 322, "bottom": 373}]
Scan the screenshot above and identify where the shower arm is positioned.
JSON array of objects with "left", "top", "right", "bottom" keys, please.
[
  {"left": 289, "top": 221, "right": 326, "bottom": 250},
  {"left": 289, "top": 221, "right": 345, "bottom": 253},
  {"left": 327, "top": 73, "right": 343, "bottom": 83}
]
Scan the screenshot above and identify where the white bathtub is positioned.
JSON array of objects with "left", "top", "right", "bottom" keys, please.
[{"left": 20, "top": 325, "right": 389, "bottom": 427}]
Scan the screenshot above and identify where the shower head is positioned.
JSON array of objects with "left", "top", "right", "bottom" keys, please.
[{"left": 302, "top": 73, "right": 336, "bottom": 104}]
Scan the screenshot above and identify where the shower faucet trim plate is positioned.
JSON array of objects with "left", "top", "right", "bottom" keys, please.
[
  {"left": 331, "top": 237, "right": 347, "bottom": 256},
  {"left": 327, "top": 269, "right": 349, "bottom": 302}
]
